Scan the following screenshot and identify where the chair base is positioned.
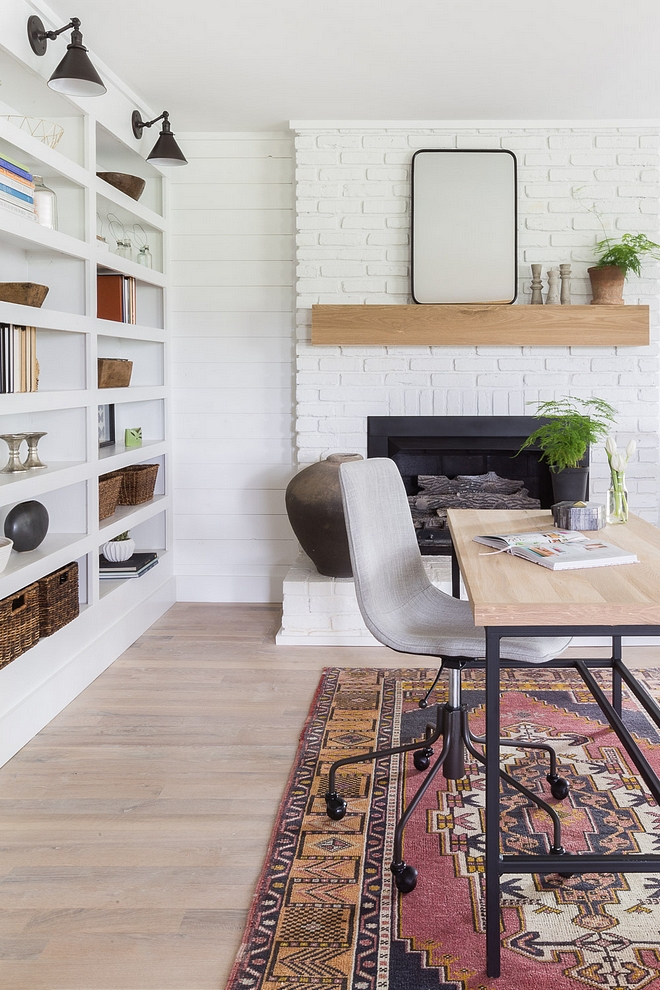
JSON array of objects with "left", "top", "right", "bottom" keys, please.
[{"left": 325, "top": 660, "right": 572, "bottom": 893}]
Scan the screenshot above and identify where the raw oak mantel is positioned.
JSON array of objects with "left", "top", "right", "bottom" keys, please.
[{"left": 311, "top": 304, "right": 650, "bottom": 347}]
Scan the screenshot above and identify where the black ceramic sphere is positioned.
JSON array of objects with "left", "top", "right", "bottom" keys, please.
[{"left": 4, "top": 500, "right": 49, "bottom": 552}]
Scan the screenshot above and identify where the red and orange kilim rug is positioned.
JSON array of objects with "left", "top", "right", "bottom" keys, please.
[{"left": 227, "top": 666, "right": 660, "bottom": 990}]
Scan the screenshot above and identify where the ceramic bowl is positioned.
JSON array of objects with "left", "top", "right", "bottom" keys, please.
[
  {"left": 0, "top": 537, "right": 13, "bottom": 573},
  {"left": 97, "top": 172, "right": 146, "bottom": 201}
]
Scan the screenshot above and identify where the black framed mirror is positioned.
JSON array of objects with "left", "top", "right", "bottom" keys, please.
[{"left": 411, "top": 149, "right": 517, "bottom": 305}]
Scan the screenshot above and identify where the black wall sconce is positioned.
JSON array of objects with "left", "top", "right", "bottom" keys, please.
[
  {"left": 132, "top": 111, "right": 188, "bottom": 167},
  {"left": 27, "top": 15, "right": 106, "bottom": 97}
]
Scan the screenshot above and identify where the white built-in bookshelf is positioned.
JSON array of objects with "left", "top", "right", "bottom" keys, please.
[{"left": 0, "top": 2, "right": 175, "bottom": 765}]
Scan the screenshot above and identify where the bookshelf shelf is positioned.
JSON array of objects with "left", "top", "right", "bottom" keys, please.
[{"left": 0, "top": 4, "right": 174, "bottom": 768}]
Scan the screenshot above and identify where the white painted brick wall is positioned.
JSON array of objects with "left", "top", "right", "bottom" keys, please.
[{"left": 292, "top": 123, "right": 660, "bottom": 521}]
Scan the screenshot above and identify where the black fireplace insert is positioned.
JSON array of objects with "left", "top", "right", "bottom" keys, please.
[{"left": 367, "top": 416, "right": 589, "bottom": 554}]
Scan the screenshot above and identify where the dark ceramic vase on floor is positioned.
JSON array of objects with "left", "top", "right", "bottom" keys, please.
[
  {"left": 285, "top": 453, "right": 363, "bottom": 577},
  {"left": 551, "top": 467, "right": 589, "bottom": 504}
]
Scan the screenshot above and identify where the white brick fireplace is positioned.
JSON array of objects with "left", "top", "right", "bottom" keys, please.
[{"left": 279, "top": 120, "right": 660, "bottom": 644}]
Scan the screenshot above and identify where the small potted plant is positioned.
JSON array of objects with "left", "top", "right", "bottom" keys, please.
[
  {"left": 101, "top": 530, "right": 135, "bottom": 563},
  {"left": 589, "top": 233, "right": 660, "bottom": 304},
  {"left": 518, "top": 396, "right": 616, "bottom": 502}
]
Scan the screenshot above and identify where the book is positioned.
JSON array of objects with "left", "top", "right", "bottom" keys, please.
[
  {"left": 473, "top": 529, "right": 638, "bottom": 571},
  {"left": 99, "top": 560, "right": 159, "bottom": 580},
  {"left": 0, "top": 181, "right": 33, "bottom": 205},
  {"left": 99, "top": 552, "right": 158, "bottom": 578},
  {"left": 97, "top": 272, "right": 136, "bottom": 323},
  {"left": 0, "top": 168, "right": 35, "bottom": 193},
  {"left": 0, "top": 197, "right": 37, "bottom": 220},
  {"left": 0, "top": 323, "right": 9, "bottom": 394},
  {"left": 0, "top": 155, "right": 32, "bottom": 182}
]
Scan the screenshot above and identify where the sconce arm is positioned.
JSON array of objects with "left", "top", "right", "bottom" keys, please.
[{"left": 132, "top": 111, "right": 171, "bottom": 139}]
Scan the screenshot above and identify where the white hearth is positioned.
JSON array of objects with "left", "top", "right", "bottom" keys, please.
[{"left": 277, "top": 551, "right": 452, "bottom": 645}]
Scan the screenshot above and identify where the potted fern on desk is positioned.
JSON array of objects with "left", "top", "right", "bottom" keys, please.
[{"left": 518, "top": 397, "right": 616, "bottom": 503}]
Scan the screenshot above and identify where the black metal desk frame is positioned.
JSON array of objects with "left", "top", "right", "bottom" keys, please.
[{"left": 451, "top": 548, "right": 660, "bottom": 979}]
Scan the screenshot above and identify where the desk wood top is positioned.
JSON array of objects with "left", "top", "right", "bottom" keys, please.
[{"left": 447, "top": 509, "right": 660, "bottom": 627}]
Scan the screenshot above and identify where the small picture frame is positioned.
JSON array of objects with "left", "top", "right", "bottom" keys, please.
[{"left": 98, "top": 403, "right": 115, "bottom": 447}]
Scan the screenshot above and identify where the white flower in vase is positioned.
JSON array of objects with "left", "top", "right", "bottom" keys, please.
[{"left": 604, "top": 436, "right": 636, "bottom": 524}]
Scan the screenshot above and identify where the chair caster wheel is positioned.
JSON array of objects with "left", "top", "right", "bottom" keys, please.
[
  {"left": 550, "top": 846, "right": 573, "bottom": 879},
  {"left": 413, "top": 747, "right": 433, "bottom": 771},
  {"left": 325, "top": 792, "right": 347, "bottom": 821},
  {"left": 547, "top": 774, "right": 570, "bottom": 800},
  {"left": 391, "top": 860, "right": 418, "bottom": 893}
]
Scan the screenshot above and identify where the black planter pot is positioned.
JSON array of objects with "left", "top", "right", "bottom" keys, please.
[{"left": 550, "top": 467, "right": 589, "bottom": 504}]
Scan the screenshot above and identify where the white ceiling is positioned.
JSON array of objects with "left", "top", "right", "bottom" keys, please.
[{"left": 49, "top": 0, "right": 660, "bottom": 131}]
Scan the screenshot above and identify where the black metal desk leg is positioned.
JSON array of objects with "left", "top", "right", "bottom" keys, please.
[
  {"left": 451, "top": 541, "right": 460, "bottom": 599},
  {"left": 612, "top": 636, "right": 622, "bottom": 716},
  {"left": 485, "top": 627, "right": 501, "bottom": 978}
]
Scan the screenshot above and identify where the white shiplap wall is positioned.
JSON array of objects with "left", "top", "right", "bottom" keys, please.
[{"left": 170, "top": 133, "right": 297, "bottom": 602}]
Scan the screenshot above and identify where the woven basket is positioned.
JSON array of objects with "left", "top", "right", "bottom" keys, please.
[
  {"left": 0, "top": 582, "right": 40, "bottom": 670},
  {"left": 118, "top": 463, "right": 159, "bottom": 505},
  {"left": 99, "top": 471, "right": 123, "bottom": 520},
  {"left": 38, "top": 562, "right": 79, "bottom": 638}
]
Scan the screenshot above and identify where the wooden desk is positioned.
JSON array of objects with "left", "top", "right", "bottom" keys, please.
[
  {"left": 449, "top": 508, "right": 660, "bottom": 626},
  {"left": 447, "top": 508, "right": 660, "bottom": 978}
]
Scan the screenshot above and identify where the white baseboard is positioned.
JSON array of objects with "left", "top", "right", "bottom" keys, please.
[
  {"left": 0, "top": 576, "right": 175, "bottom": 768},
  {"left": 176, "top": 573, "right": 285, "bottom": 603}
]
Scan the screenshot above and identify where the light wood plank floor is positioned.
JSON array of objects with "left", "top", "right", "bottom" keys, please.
[{"left": 0, "top": 603, "right": 658, "bottom": 990}]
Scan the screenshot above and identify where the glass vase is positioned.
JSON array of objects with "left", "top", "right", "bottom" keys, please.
[
  {"left": 607, "top": 471, "right": 628, "bottom": 524},
  {"left": 33, "top": 175, "right": 57, "bottom": 229}
]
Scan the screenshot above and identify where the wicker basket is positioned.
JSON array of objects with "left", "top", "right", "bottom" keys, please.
[
  {"left": 118, "top": 463, "right": 159, "bottom": 505},
  {"left": 0, "top": 582, "right": 40, "bottom": 670},
  {"left": 38, "top": 562, "right": 79, "bottom": 638},
  {"left": 99, "top": 471, "right": 123, "bottom": 520}
]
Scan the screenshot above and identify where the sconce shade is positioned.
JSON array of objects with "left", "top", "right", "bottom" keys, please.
[
  {"left": 132, "top": 110, "right": 187, "bottom": 167},
  {"left": 48, "top": 44, "right": 107, "bottom": 97},
  {"left": 27, "top": 15, "right": 106, "bottom": 97},
  {"left": 146, "top": 128, "right": 188, "bottom": 168}
]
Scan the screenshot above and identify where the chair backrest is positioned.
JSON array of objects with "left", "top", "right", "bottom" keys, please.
[{"left": 339, "top": 457, "right": 432, "bottom": 627}]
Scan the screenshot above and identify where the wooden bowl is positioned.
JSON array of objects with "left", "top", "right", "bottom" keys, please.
[
  {"left": 97, "top": 172, "right": 146, "bottom": 201},
  {"left": 0, "top": 282, "right": 49, "bottom": 307}
]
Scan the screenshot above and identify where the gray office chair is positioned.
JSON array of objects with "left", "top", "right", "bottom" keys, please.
[{"left": 325, "top": 457, "right": 573, "bottom": 892}]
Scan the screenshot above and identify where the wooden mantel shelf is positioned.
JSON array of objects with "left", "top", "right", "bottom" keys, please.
[{"left": 311, "top": 304, "right": 650, "bottom": 347}]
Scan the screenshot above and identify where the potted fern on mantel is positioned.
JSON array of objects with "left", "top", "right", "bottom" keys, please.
[
  {"left": 588, "top": 233, "right": 660, "bottom": 304},
  {"left": 518, "top": 397, "right": 616, "bottom": 503}
]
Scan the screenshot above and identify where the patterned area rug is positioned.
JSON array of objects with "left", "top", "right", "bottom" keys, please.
[{"left": 226, "top": 666, "right": 660, "bottom": 990}]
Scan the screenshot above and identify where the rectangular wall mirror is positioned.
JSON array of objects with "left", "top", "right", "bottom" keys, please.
[{"left": 411, "top": 149, "right": 517, "bottom": 305}]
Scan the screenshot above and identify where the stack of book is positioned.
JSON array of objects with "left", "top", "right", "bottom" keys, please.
[
  {"left": 0, "top": 155, "right": 36, "bottom": 221},
  {"left": 97, "top": 272, "right": 137, "bottom": 324},
  {"left": 99, "top": 551, "right": 159, "bottom": 580},
  {"left": 0, "top": 323, "right": 38, "bottom": 393}
]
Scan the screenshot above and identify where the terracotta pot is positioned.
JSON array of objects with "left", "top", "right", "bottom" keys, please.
[
  {"left": 587, "top": 265, "right": 625, "bottom": 305},
  {"left": 285, "top": 453, "right": 363, "bottom": 577}
]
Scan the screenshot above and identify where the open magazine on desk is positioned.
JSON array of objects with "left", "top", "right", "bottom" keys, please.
[{"left": 473, "top": 528, "right": 638, "bottom": 571}]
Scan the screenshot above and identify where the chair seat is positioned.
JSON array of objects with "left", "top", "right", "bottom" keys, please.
[{"left": 368, "top": 583, "right": 571, "bottom": 664}]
